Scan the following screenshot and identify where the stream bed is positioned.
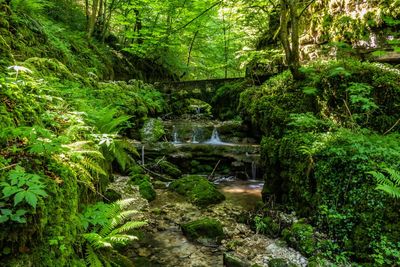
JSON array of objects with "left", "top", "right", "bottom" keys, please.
[{"left": 118, "top": 177, "right": 307, "bottom": 267}]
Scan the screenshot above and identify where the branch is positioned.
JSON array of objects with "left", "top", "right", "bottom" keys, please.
[
  {"left": 298, "top": 0, "right": 316, "bottom": 18},
  {"left": 384, "top": 118, "right": 400, "bottom": 135},
  {"left": 172, "top": 1, "right": 222, "bottom": 33}
]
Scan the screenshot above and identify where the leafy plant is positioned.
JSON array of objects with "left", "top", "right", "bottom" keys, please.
[
  {"left": 0, "top": 166, "right": 47, "bottom": 223},
  {"left": 368, "top": 167, "right": 400, "bottom": 198},
  {"left": 1, "top": 166, "right": 47, "bottom": 209},
  {"left": 81, "top": 199, "right": 147, "bottom": 267}
]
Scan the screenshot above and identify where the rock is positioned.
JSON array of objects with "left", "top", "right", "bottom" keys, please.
[
  {"left": 281, "top": 221, "right": 315, "bottom": 257},
  {"left": 153, "top": 180, "right": 167, "bottom": 189},
  {"left": 137, "top": 247, "right": 152, "bottom": 257},
  {"left": 169, "top": 175, "right": 225, "bottom": 207},
  {"left": 130, "top": 174, "right": 156, "bottom": 202},
  {"left": 157, "top": 159, "right": 182, "bottom": 178},
  {"left": 223, "top": 252, "right": 251, "bottom": 267},
  {"left": 103, "top": 188, "right": 122, "bottom": 203},
  {"left": 181, "top": 217, "right": 225, "bottom": 246},
  {"left": 268, "top": 258, "right": 297, "bottom": 267}
]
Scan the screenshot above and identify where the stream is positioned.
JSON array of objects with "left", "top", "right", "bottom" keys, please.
[{"left": 115, "top": 116, "right": 308, "bottom": 266}]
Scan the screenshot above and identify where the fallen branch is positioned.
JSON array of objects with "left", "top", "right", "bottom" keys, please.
[
  {"left": 384, "top": 118, "right": 400, "bottom": 135},
  {"left": 140, "top": 165, "right": 175, "bottom": 182},
  {"left": 208, "top": 160, "right": 221, "bottom": 179},
  {"left": 0, "top": 163, "right": 18, "bottom": 171}
]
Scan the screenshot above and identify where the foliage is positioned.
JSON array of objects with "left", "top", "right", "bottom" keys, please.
[
  {"left": 80, "top": 199, "right": 147, "bottom": 267},
  {"left": 241, "top": 60, "right": 400, "bottom": 263},
  {"left": 368, "top": 167, "right": 400, "bottom": 198},
  {"left": 129, "top": 174, "right": 156, "bottom": 202}
]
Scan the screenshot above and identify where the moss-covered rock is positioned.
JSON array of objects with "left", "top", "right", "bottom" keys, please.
[
  {"left": 129, "top": 174, "right": 156, "bottom": 202},
  {"left": 181, "top": 218, "right": 224, "bottom": 245},
  {"left": 268, "top": 259, "right": 296, "bottom": 267},
  {"left": 157, "top": 159, "right": 182, "bottom": 178},
  {"left": 169, "top": 175, "right": 225, "bottom": 207},
  {"left": 282, "top": 221, "right": 315, "bottom": 257}
]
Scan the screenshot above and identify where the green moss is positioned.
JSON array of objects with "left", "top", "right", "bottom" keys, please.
[
  {"left": 169, "top": 175, "right": 225, "bottom": 207},
  {"left": 268, "top": 259, "right": 296, "bottom": 267},
  {"left": 282, "top": 221, "right": 315, "bottom": 257},
  {"left": 181, "top": 217, "right": 224, "bottom": 244},
  {"left": 157, "top": 159, "right": 182, "bottom": 178},
  {"left": 130, "top": 174, "right": 156, "bottom": 202},
  {"left": 140, "top": 118, "right": 165, "bottom": 143}
]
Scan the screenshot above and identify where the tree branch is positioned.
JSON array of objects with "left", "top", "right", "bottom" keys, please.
[
  {"left": 172, "top": 1, "right": 222, "bottom": 33},
  {"left": 298, "top": 0, "right": 316, "bottom": 18}
]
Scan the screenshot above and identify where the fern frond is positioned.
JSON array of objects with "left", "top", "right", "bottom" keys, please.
[
  {"left": 85, "top": 244, "right": 103, "bottom": 267},
  {"left": 106, "top": 234, "right": 138, "bottom": 245},
  {"left": 116, "top": 198, "right": 137, "bottom": 209},
  {"left": 81, "top": 157, "right": 107, "bottom": 177},
  {"left": 384, "top": 167, "right": 400, "bottom": 186},
  {"left": 376, "top": 184, "right": 400, "bottom": 199},
  {"left": 110, "top": 221, "right": 147, "bottom": 235},
  {"left": 83, "top": 233, "right": 112, "bottom": 249}
]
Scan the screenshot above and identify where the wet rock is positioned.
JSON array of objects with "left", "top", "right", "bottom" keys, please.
[
  {"left": 137, "top": 247, "right": 152, "bottom": 257},
  {"left": 223, "top": 252, "right": 252, "bottom": 267},
  {"left": 169, "top": 175, "right": 225, "bottom": 207},
  {"left": 181, "top": 217, "right": 225, "bottom": 246}
]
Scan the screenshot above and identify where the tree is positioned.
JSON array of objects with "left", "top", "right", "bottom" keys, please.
[{"left": 278, "top": 0, "right": 315, "bottom": 80}]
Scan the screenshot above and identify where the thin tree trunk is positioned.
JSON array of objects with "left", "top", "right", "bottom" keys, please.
[
  {"left": 87, "top": 0, "right": 100, "bottom": 39},
  {"left": 187, "top": 30, "right": 199, "bottom": 67}
]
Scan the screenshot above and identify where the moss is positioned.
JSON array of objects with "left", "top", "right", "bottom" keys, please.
[
  {"left": 282, "top": 221, "right": 315, "bottom": 257},
  {"left": 181, "top": 217, "right": 224, "bottom": 244},
  {"left": 140, "top": 118, "right": 165, "bottom": 143},
  {"left": 260, "top": 216, "right": 281, "bottom": 237},
  {"left": 169, "top": 175, "right": 225, "bottom": 207},
  {"left": 104, "top": 188, "right": 122, "bottom": 203},
  {"left": 129, "top": 174, "right": 156, "bottom": 202},
  {"left": 157, "top": 159, "right": 182, "bottom": 178},
  {"left": 268, "top": 259, "right": 297, "bottom": 267}
]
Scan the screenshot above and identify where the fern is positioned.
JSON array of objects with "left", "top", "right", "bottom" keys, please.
[
  {"left": 368, "top": 167, "right": 400, "bottom": 198},
  {"left": 81, "top": 198, "right": 147, "bottom": 267}
]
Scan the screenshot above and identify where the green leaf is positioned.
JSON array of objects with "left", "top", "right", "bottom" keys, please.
[
  {"left": 2, "top": 185, "right": 22, "bottom": 198},
  {"left": 14, "top": 191, "right": 26, "bottom": 206},
  {"left": 24, "top": 191, "right": 38, "bottom": 208}
]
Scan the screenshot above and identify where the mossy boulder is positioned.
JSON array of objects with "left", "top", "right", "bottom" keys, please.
[
  {"left": 268, "top": 259, "right": 297, "bottom": 267},
  {"left": 181, "top": 218, "right": 224, "bottom": 245},
  {"left": 129, "top": 174, "right": 156, "bottom": 202},
  {"left": 157, "top": 159, "right": 182, "bottom": 178},
  {"left": 282, "top": 221, "right": 315, "bottom": 257},
  {"left": 169, "top": 175, "right": 225, "bottom": 207}
]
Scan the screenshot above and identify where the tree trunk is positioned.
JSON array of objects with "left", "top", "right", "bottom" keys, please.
[
  {"left": 87, "top": 0, "right": 100, "bottom": 39},
  {"left": 279, "top": 0, "right": 304, "bottom": 80}
]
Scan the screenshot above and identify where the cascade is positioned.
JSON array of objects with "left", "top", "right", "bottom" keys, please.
[
  {"left": 172, "top": 126, "right": 180, "bottom": 144},
  {"left": 204, "top": 127, "right": 225, "bottom": 145},
  {"left": 251, "top": 161, "right": 257, "bottom": 180}
]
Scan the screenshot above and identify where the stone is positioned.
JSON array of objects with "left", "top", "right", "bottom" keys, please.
[
  {"left": 181, "top": 217, "right": 225, "bottom": 246},
  {"left": 223, "top": 252, "right": 251, "bottom": 267},
  {"left": 169, "top": 175, "right": 225, "bottom": 207}
]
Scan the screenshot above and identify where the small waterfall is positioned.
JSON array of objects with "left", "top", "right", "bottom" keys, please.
[
  {"left": 172, "top": 126, "right": 180, "bottom": 144},
  {"left": 251, "top": 161, "right": 257, "bottom": 180},
  {"left": 191, "top": 127, "right": 200, "bottom": 143},
  {"left": 205, "top": 127, "right": 224, "bottom": 145},
  {"left": 195, "top": 107, "right": 201, "bottom": 114},
  {"left": 141, "top": 145, "right": 145, "bottom": 165}
]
